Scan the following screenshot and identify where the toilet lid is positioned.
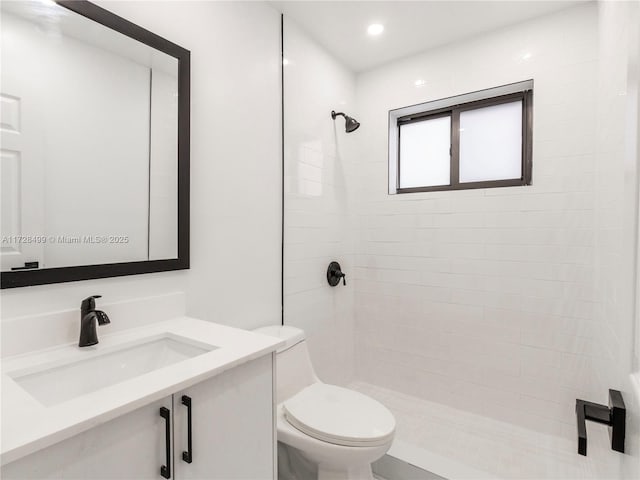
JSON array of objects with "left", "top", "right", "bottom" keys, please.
[{"left": 283, "top": 383, "right": 395, "bottom": 447}]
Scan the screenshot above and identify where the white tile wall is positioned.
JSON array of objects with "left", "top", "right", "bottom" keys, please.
[
  {"left": 592, "top": 1, "right": 640, "bottom": 477},
  {"left": 283, "top": 17, "right": 357, "bottom": 386},
  {"left": 353, "top": 3, "right": 604, "bottom": 438}
]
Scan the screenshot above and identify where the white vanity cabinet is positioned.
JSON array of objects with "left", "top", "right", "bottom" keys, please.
[
  {"left": 2, "top": 396, "right": 173, "bottom": 480},
  {"left": 1, "top": 355, "right": 275, "bottom": 480},
  {"left": 173, "top": 355, "right": 274, "bottom": 479}
]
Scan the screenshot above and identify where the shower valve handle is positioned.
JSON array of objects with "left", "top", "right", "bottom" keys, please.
[{"left": 327, "top": 262, "right": 346, "bottom": 287}]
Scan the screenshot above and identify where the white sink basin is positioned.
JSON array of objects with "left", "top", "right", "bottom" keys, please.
[{"left": 8, "top": 335, "right": 215, "bottom": 406}]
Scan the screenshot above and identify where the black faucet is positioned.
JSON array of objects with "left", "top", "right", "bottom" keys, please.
[{"left": 79, "top": 295, "right": 111, "bottom": 347}]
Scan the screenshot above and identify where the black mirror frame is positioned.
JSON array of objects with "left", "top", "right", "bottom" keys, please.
[{"left": 1, "top": 1, "right": 190, "bottom": 289}]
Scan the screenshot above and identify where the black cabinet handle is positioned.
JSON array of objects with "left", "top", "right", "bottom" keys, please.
[
  {"left": 181, "top": 395, "right": 193, "bottom": 463},
  {"left": 160, "top": 407, "right": 171, "bottom": 479}
]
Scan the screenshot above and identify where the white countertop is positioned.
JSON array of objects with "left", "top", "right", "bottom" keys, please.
[{"left": 1, "top": 317, "right": 283, "bottom": 465}]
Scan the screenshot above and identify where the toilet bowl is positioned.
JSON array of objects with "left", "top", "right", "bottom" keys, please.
[{"left": 254, "top": 326, "right": 395, "bottom": 480}]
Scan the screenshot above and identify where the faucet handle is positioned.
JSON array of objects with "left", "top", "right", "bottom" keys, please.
[
  {"left": 327, "top": 261, "right": 347, "bottom": 287},
  {"left": 81, "top": 295, "right": 102, "bottom": 313}
]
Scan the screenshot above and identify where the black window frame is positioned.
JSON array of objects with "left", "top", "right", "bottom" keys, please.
[{"left": 395, "top": 90, "right": 533, "bottom": 194}]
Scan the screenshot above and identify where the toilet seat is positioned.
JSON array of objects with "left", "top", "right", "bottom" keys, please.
[{"left": 283, "top": 383, "right": 395, "bottom": 447}]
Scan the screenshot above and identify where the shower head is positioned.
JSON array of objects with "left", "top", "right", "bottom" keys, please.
[{"left": 331, "top": 110, "right": 360, "bottom": 133}]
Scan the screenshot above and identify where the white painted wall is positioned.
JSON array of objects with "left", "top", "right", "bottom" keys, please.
[
  {"left": 1, "top": 2, "right": 281, "bottom": 334},
  {"left": 354, "top": 3, "right": 602, "bottom": 439},
  {"left": 283, "top": 17, "right": 357, "bottom": 386}
]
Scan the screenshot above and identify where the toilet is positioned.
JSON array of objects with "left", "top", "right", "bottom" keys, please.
[{"left": 254, "top": 326, "right": 395, "bottom": 480}]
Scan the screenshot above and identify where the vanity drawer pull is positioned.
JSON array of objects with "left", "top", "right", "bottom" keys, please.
[
  {"left": 160, "top": 407, "right": 171, "bottom": 479},
  {"left": 182, "top": 395, "right": 193, "bottom": 464}
]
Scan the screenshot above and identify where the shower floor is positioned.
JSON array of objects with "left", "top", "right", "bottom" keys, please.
[{"left": 350, "top": 381, "right": 622, "bottom": 480}]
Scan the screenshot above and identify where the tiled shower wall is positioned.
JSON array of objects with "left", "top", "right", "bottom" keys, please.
[
  {"left": 593, "top": 1, "right": 640, "bottom": 477},
  {"left": 283, "top": 17, "right": 357, "bottom": 386},
  {"left": 353, "top": 3, "right": 603, "bottom": 438}
]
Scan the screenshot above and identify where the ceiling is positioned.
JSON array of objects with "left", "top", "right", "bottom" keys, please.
[{"left": 271, "top": 1, "right": 589, "bottom": 72}]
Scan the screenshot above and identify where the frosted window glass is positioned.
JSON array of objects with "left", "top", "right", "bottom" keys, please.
[
  {"left": 459, "top": 101, "right": 522, "bottom": 183},
  {"left": 399, "top": 116, "right": 451, "bottom": 188}
]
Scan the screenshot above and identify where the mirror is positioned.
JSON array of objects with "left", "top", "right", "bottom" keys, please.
[{"left": 0, "top": 1, "right": 190, "bottom": 288}]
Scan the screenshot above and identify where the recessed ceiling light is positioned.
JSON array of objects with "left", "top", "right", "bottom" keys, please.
[
  {"left": 282, "top": 58, "right": 289, "bottom": 66},
  {"left": 414, "top": 79, "right": 426, "bottom": 87},
  {"left": 367, "top": 24, "right": 384, "bottom": 36},
  {"left": 522, "top": 52, "right": 532, "bottom": 60}
]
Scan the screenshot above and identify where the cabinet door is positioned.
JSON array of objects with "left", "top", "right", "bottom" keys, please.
[
  {"left": 1, "top": 396, "right": 173, "bottom": 480},
  {"left": 173, "top": 355, "right": 275, "bottom": 480}
]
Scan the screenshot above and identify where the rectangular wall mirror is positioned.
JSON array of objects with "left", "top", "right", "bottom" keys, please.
[{"left": 1, "top": 0, "right": 190, "bottom": 288}]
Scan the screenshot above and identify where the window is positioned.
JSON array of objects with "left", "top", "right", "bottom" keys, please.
[{"left": 389, "top": 81, "right": 533, "bottom": 194}]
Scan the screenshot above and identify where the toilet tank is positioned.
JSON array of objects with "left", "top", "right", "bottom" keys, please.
[{"left": 253, "top": 326, "right": 318, "bottom": 404}]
